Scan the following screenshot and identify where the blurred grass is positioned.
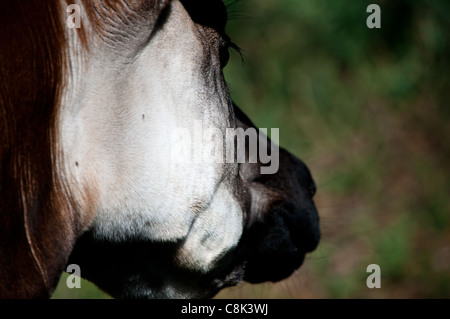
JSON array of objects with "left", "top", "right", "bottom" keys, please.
[
  {"left": 53, "top": 0, "right": 450, "bottom": 298},
  {"left": 220, "top": 0, "right": 450, "bottom": 299},
  {"left": 52, "top": 273, "right": 110, "bottom": 299}
]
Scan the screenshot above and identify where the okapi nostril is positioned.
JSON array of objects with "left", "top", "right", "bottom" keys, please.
[
  {"left": 240, "top": 199, "right": 320, "bottom": 284},
  {"left": 309, "top": 185, "right": 316, "bottom": 196}
]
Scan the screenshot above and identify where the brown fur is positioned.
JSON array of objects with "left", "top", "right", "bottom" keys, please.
[
  {"left": 0, "top": 0, "right": 171, "bottom": 299},
  {"left": 0, "top": 1, "right": 77, "bottom": 298}
]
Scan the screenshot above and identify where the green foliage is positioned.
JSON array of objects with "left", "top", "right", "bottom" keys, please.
[
  {"left": 52, "top": 274, "right": 110, "bottom": 299},
  {"left": 222, "top": 0, "right": 450, "bottom": 298}
]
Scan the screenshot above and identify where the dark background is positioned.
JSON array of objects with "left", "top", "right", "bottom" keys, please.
[{"left": 53, "top": 0, "right": 450, "bottom": 298}]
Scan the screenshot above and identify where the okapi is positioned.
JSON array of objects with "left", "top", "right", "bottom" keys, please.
[{"left": 0, "top": 0, "right": 320, "bottom": 298}]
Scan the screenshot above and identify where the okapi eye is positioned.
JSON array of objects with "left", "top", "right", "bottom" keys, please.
[{"left": 219, "top": 35, "right": 241, "bottom": 69}]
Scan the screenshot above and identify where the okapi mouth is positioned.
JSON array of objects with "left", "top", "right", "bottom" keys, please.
[{"left": 237, "top": 200, "right": 320, "bottom": 284}]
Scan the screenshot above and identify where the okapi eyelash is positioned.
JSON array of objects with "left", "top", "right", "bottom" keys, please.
[
  {"left": 224, "top": 0, "right": 248, "bottom": 22},
  {"left": 223, "top": 1, "right": 246, "bottom": 63}
]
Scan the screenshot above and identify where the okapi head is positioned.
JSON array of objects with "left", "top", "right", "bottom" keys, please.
[{"left": 0, "top": 0, "right": 320, "bottom": 298}]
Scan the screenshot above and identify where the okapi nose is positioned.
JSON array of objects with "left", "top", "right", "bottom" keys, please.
[
  {"left": 292, "top": 165, "right": 320, "bottom": 253},
  {"left": 290, "top": 202, "right": 321, "bottom": 253}
]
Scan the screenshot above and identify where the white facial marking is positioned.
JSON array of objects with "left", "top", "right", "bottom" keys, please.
[{"left": 59, "top": 0, "right": 244, "bottom": 282}]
